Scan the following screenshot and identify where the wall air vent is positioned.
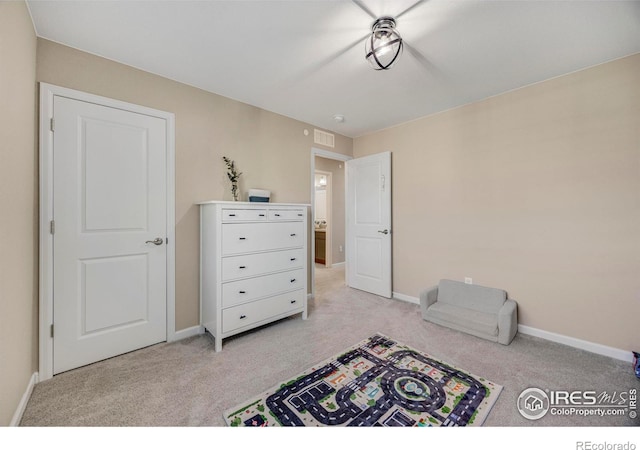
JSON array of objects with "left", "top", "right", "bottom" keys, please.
[{"left": 314, "top": 129, "right": 335, "bottom": 148}]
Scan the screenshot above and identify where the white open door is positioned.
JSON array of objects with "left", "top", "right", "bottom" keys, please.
[
  {"left": 51, "top": 95, "right": 168, "bottom": 374},
  {"left": 346, "top": 151, "right": 392, "bottom": 298}
]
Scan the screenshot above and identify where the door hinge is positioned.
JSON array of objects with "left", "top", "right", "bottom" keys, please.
[
  {"left": 50, "top": 324, "right": 54, "bottom": 338},
  {"left": 50, "top": 219, "right": 55, "bottom": 235},
  {"left": 50, "top": 117, "right": 55, "bottom": 132}
]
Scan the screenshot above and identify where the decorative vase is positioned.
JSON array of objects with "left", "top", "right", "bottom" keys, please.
[
  {"left": 231, "top": 183, "right": 239, "bottom": 201},
  {"left": 222, "top": 156, "right": 242, "bottom": 202}
]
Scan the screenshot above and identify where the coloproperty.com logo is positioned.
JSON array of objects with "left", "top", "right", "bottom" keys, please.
[{"left": 517, "top": 387, "right": 637, "bottom": 420}]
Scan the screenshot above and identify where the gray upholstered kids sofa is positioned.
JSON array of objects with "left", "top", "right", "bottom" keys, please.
[{"left": 420, "top": 279, "right": 518, "bottom": 345}]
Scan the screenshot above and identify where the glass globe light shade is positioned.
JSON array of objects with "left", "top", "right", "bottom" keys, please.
[{"left": 365, "top": 17, "right": 403, "bottom": 70}]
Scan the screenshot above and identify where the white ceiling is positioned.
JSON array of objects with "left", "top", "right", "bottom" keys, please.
[{"left": 27, "top": 0, "right": 640, "bottom": 138}]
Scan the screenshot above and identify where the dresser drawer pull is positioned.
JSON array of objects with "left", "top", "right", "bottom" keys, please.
[
  {"left": 239, "top": 290, "right": 246, "bottom": 294},
  {"left": 275, "top": 213, "right": 281, "bottom": 217},
  {"left": 290, "top": 258, "right": 296, "bottom": 261},
  {"left": 259, "top": 214, "right": 265, "bottom": 217},
  {"left": 228, "top": 214, "right": 236, "bottom": 217},
  {"left": 239, "top": 266, "right": 246, "bottom": 269},
  {"left": 290, "top": 300, "right": 297, "bottom": 304},
  {"left": 240, "top": 315, "right": 247, "bottom": 319},
  {"left": 290, "top": 233, "right": 296, "bottom": 237},
  {"left": 239, "top": 237, "right": 246, "bottom": 240},
  {"left": 298, "top": 214, "right": 303, "bottom": 217},
  {"left": 290, "top": 279, "right": 296, "bottom": 283}
]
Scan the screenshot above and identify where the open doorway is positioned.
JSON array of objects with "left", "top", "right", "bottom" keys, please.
[
  {"left": 314, "top": 170, "right": 332, "bottom": 267},
  {"left": 310, "top": 148, "right": 351, "bottom": 298}
]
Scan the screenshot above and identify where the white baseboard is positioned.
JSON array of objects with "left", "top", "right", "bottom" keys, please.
[
  {"left": 331, "top": 262, "right": 345, "bottom": 268},
  {"left": 393, "top": 292, "right": 419, "bottom": 305},
  {"left": 10, "top": 372, "right": 38, "bottom": 426},
  {"left": 172, "top": 325, "right": 203, "bottom": 341},
  {"left": 518, "top": 324, "right": 633, "bottom": 363},
  {"left": 393, "top": 291, "right": 632, "bottom": 363}
]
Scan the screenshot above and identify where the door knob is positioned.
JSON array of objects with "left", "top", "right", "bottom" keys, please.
[
  {"left": 378, "top": 229, "right": 389, "bottom": 235},
  {"left": 145, "top": 237, "right": 164, "bottom": 245}
]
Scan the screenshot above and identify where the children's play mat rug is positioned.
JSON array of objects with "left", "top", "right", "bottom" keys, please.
[{"left": 224, "top": 333, "right": 502, "bottom": 427}]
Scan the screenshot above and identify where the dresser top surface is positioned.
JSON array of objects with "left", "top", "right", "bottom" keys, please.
[{"left": 198, "top": 200, "right": 310, "bottom": 207}]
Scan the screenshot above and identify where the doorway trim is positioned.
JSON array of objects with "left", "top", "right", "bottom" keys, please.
[
  {"left": 310, "top": 148, "right": 352, "bottom": 299},
  {"left": 38, "top": 83, "right": 176, "bottom": 381}
]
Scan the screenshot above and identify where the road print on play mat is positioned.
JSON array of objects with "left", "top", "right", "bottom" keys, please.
[{"left": 224, "top": 333, "right": 502, "bottom": 427}]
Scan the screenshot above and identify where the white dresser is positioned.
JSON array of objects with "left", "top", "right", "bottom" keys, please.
[{"left": 199, "top": 201, "right": 309, "bottom": 351}]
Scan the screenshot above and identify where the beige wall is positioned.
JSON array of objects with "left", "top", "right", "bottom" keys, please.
[
  {"left": 0, "top": 1, "right": 38, "bottom": 425},
  {"left": 36, "top": 38, "right": 353, "bottom": 331},
  {"left": 354, "top": 53, "right": 640, "bottom": 351},
  {"left": 315, "top": 157, "right": 346, "bottom": 265}
]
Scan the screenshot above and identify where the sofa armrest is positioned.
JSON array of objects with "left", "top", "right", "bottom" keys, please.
[
  {"left": 419, "top": 286, "right": 438, "bottom": 320},
  {"left": 497, "top": 299, "right": 518, "bottom": 345}
]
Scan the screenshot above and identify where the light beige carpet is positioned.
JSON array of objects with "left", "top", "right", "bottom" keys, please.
[{"left": 20, "top": 265, "right": 639, "bottom": 427}]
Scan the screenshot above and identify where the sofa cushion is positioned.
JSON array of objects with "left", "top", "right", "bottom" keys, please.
[
  {"left": 425, "top": 302, "right": 499, "bottom": 337},
  {"left": 438, "top": 279, "right": 506, "bottom": 313}
]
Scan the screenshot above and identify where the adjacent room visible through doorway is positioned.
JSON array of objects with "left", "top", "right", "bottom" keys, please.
[{"left": 310, "top": 149, "right": 351, "bottom": 297}]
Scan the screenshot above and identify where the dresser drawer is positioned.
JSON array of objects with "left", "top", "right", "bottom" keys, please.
[
  {"left": 268, "top": 209, "right": 305, "bottom": 221},
  {"left": 222, "top": 289, "right": 305, "bottom": 333},
  {"left": 222, "top": 268, "right": 305, "bottom": 308},
  {"left": 222, "top": 248, "right": 304, "bottom": 281},
  {"left": 222, "top": 209, "right": 267, "bottom": 222},
  {"left": 222, "top": 222, "right": 304, "bottom": 255}
]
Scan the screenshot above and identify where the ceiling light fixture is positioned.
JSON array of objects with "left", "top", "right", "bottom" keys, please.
[
  {"left": 333, "top": 114, "right": 345, "bottom": 123},
  {"left": 365, "top": 17, "right": 403, "bottom": 70}
]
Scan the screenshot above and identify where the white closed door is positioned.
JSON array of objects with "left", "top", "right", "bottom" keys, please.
[
  {"left": 53, "top": 95, "right": 167, "bottom": 374},
  {"left": 346, "top": 151, "right": 392, "bottom": 298}
]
